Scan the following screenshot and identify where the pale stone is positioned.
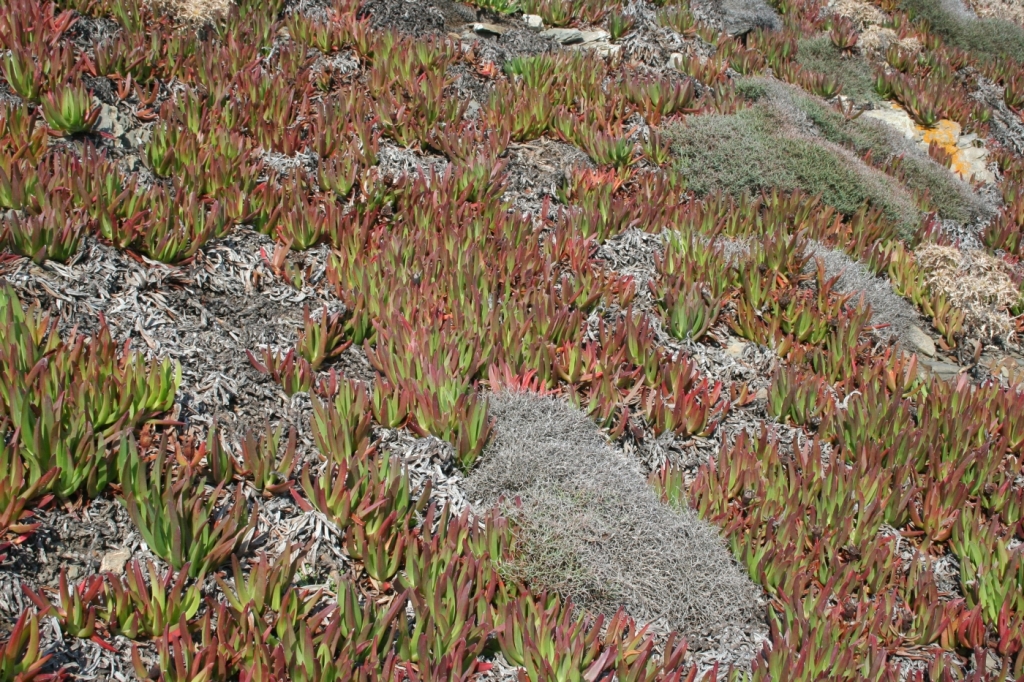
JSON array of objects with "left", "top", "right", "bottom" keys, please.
[
  {"left": 100, "top": 547, "right": 132, "bottom": 574},
  {"left": 124, "top": 125, "right": 150, "bottom": 149},
  {"left": 540, "top": 28, "right": 583, "bottom": 44},
  {"left": 907, "top": 324, "right": 936, "bottom": 357},
  {"left": 725, "top": 339, "right": 748, "bottom": 358},
  {"left": 523, "top": 14, "right": 543, "bottom": 28},
  {"left": 957, "top": 133, "right": 979, "bottom": 149},
  {"left": 862, "top": 104, "right": 920, "bottom": 141},
  {"left": 956, "top": 146, "right": 995, "bottom": 184},
  {"left": 667, "top": 52, "right": 684, "bottom": 69}
]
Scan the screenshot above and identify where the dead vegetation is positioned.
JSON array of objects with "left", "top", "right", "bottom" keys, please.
[
  {"left": 150, "top": 0, "right": 231, "bottom": 23},
  {"left": 916, "top": 244, "right": 1020, "bottom": 342}
]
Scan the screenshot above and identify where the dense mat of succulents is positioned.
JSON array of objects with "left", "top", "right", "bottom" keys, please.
[{"left": 2, "top": 0, "right": 1024, "bottom": 678}]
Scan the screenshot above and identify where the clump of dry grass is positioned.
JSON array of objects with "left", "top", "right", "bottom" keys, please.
[
  {"left": 828, "top": 0, "right": 887, "bottom": 27},
  {"left": 964, "top": 0, "right": 1024, "bottom": 27},
  {"left": 152, "top": 0, "right": 231, "bottom": 23},
  {"left": 915, "top": 244, "right": 1020, "bottom": 342},
  {"left": 464, "top": 391, "right": 765, "bottom": 643},
  {"left": 859, "top": 26, "right": 922, "bottom": 53},
  {"left": 826, "top": 0, "right": 922, "bottom": 53}
]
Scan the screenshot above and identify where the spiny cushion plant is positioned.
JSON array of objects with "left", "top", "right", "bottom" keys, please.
[
  {"left": 464, "top": 391, "right": 763, "bottom": 636},
  {"left": 2, "top": 0, "right": 1024, "bottom": 677}
]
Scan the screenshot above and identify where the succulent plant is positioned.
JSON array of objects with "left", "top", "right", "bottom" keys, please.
[
  {"left": 40, "top": 83, "right": 99, "bottom": 135},
  {"left": 101, "top": 560, "right": 203, "bottom": 640},
  {"left": 120, "top": 436, "right": 256, "bottom": 578},
  {"left": 23, "top": 569, "right": 103, "bottom": 639},
  {"left": 0, "top": 610, "right": 52, "bottom": 681}
]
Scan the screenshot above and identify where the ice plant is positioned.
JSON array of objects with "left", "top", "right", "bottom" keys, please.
[
  {"left": 497, "top": 594, "right": 610, "bottom": 682},
  {"left": 120, "top": 436, "right": 256, "bottom": 578},
  {"left": 766, "top": 365, "right": 829, "bottom": 426},
  {"left": 40, "top": 83, "right": 99, "bottom": 135},
  {"left": 800, "top": 70, "right": 842, "bottom": 99},
  {"left": 622, "top": 76, "right": 696, "bottom": 124},
  {"left": 301, "top": 442, "right": 430, "bottom": 552},
  {"left": 656, "top": 5, "right": 695, "bottom": 35},
  {"left": 101, "top": 560, "right": 203, "bottom": 640},
  {"left": 216, "top": 543, "right": 306, "bottom": 617},
  {"left": 1006, "top": 70, "right": 1024, "bottom": 112},
  {"left": 0, "top": 610, "right": 52, "bottom": 682},
  {"left": 576, "top": 127, "right": 636, "bottom": 169},
  {"left": 238, "top": 421, "right": 297, "bottom": 496},
  {"left": 0, "top": 47, "right": 44, "bottom": 102},
  {"left": 750, "top": 28, "right": 798, "bottom": 70},
  {"left": 0, "top": 437, "right": 56, "bottom": 538},
  {"left": 2, "top": 200, "right": 86, "bottom": 264},
  {"left": 247, "top": 347, "right": 315, "bottom": 396},
  {"left": 132, "top": 615, "right": 216, "bottom": 682},
  {"left": 311, "top": 380, "right": 373, "bottom": 463},
  {"left": 607, "top": 11, "right": 635, "bottom": 42},
  {"left": 893, "top": 76, "right": 942, "bottom": 128},
  {"left": 23, "top": 569, "right": 103, "bottom": 639},
  {"left": 519, "top": 0, "right": 573, "bottom": 26},
  {"left": 641, "top": 130, "right": 672, "bottom": 166},
  {"left": 346, "top": 511, "right": 408, "bottom": 581},
  {"left": 0, "top": 282, "right": 180, "bottom": 498},
  {"left": 296, "top": 305, "right": 350, "bottom": 371},
  {"left": 655, "top": 280, "right": 722, "bottom": 342},
  {"left": 829, "top": 16, "right": 858, "bottom": 52},
  {"left": 885, "top": 45, "right": 914, "bottom": 73}
]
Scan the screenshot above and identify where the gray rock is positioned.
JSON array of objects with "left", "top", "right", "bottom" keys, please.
[
  {"left": 907, "top": 324, "right": 936, "bottom": 357},
  {"left": 124, "top": 124, "right": 151, "bottom": 149},
  {"left": 539, "top": 27, "right": 583, "bottom": 44},
  {"left": 523, "top": 13, "right": 543, "bottom": 28},
  {"left": 580, "top": 43, "right": 622, "bottom": 58},
  {"left": 579, "top": 29, "right": 609, "bottom": 43},
  {"left": 94, "top": 102, "right": 124, "bottom": 139},
  {"left": 922, "top": 360, "right": 961, "bottom": 382},
  {"left": 473, "top": 22, "right": 506, "bottom": 36}
]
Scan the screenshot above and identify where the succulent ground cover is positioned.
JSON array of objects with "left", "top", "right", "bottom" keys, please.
[{"left": 2, "top": 0, "right": 1024, "bottom": 678}]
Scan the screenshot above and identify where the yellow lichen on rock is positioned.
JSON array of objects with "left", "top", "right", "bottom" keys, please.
[
  {"left": 865, "top": 103, "right": 993, "bottom": 183},
  {"left": 921, "top": 120, "right": 969, "bottom": 180},
  {"left": 921, "top": 119, "right": 961, "bottom": 149},
  {"left": 920, "top": 119, "right": 994, "bottom": 183}
]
